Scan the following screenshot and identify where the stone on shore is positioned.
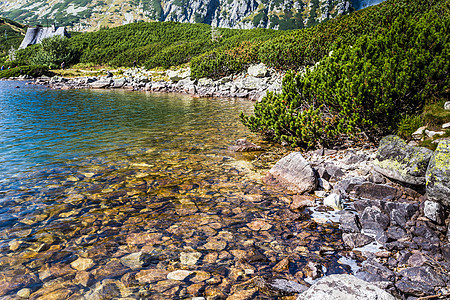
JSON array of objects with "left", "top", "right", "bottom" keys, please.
[
  {"left": 444, "top": 101, "right": 450, "bottom": 110},
  {"left": 323, "top": 193, "right": 343, "bottom": 210},
  {"left": 267, "top": 152, "right": 317, "bottom": 194},
  {"left": 89, "top": 79, "right": 112, "bottom": 89},
  {"left": 426, "top": 140, "right": 450, "bottom": 207},
  {"left": 373, "top": 135, "right": 433, "bottom": 185},
  {"left": 247, "top": 63, "right": 268, "bottom": 78},
  {"left": 296, "top": 274, "right": 396, "bottom": 300}
]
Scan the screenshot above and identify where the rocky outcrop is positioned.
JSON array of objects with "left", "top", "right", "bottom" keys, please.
[
  {"left": 266, "top": 152, "right": 317, "bottom": 194},
  {"left": 426, "top": 140, "right": 450, "bottom": 207},
  {"left": 1, "top": 0, "right": 354, "bottom": 31},
  {"left": 373, "top": 135, "right": 433, "bottom": 185},
  {"left": 297, "top": 274, "right": 396, "bottom": 300}
]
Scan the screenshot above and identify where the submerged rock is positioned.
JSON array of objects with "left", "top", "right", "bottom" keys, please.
[
  {"left": 373, "top": 135, "right": 433, "bottom": 185},
  {"left": 297, "top": 274, "right": 396, "bottom": 300},
  {"left": 228, "top": 139, "right": 261, "bottom": 152},
  {"left": 267, "top": 152, "right": 317, "bottom": 194}
]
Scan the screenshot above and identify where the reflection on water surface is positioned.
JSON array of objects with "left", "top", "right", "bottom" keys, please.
[{"left": 0, "top": 81, "right": 351, "bottom": 299}]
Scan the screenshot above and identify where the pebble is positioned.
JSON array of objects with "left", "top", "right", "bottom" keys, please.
[
  {"left": 167, "top": 270, "right": 194, "bottom": 281},
  {"left": 70, "top": 257, "right": 94, "bottom": 271},
  {"left": 180, "top": 252, "right": 202, "bottom": 265},
  {"left": 16, "top": 288, "right": 31, "bottom": 298}
]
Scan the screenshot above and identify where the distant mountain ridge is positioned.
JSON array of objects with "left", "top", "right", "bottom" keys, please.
[{"left": 0, "top": 0, "right": 381, "bottom": 31}]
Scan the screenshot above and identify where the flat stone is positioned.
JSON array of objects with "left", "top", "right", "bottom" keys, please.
[
  {"left": 360, "top": 206, "right": 390, "bottom": 234},
  {"left": 339, "top": 211, "right": 361, "bottom": 233},
  {"left": 398, "top": 266, "right": 445, "bottom": 287},
  {"left": 84, "top": 280, "right": 121, "bottom": 300},
  {"left": 373, "top": 135, "right": 433, "bottom": 185},
  {"left": 353, "top": 182, "right": 398, "bottom": 200},
  {"left": 297, "top": 274, "right": 395, "bottom": 300},
  {"left": 342, "top": 233, "right": 374, "bottom": 249},
  {"left": 386, "top": 226, "right": 406, "bottom": 241},
  {"left": 395, "top": 278, "right": 435, "bottom": 296},
  {"left": 445, "top": 101, "right": 450, "bottom": 110},
  {"left": 425, "top": 129, "right": 445, "bottom": 138},
  {"left": 135, "top": 269, "right": 169, "bottom": 283},
  {"left": 70, "top": 257, "right": 94, "bottom": 271},
  {"left": 120, "top": 252, "right": 151, "bottom": 269},
  {"left": 424, "top": 200, "right": 445, "bottom": 224},
  {"left": 268, "top": 152, "right": 317, "bottom": 194},
  {"left": 180, "top": 252, "right": 202, "bottom": 265},
  {"left": 360, "top": 259, "right": 395, "bottom": 282},
  {"left": 203, "top": 240, "right": 227, "bottom": 251},
  {"left": 412, "top": 126, "right": 427, "bottom": 140},
  {"left": 268, "top": 279, "right": 308, "bottom": 294},
  {"left": 247, "top": 63, "right": 268, "bottom": 78},
  {"left": 167, "top": 270, "right": 194, "bottom": 281},
  {"left": 228, "top": 139, "right": 261, "bottom": 152},
  {"left": 323, "top": 193, "right": 343, "bottom": 210},
  {"left": 290, "top": 195, "right": 316, "bottom": 210},
  {"left": 247, "top": 220, "right": 272, "bottom": 231},
  {"left": 442, "top": 122, "right": 450, "bottom": 129},
  {"left": 17, "top": 288, "right": 31, "bottom": 298}
]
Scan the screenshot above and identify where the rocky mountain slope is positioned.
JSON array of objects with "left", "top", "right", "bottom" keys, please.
[
  {"left": 0, "top": 17, "right": 26, "bottom": 59},
  {"left": 0, "top": 0, "right": 379, "bottom": 31}
]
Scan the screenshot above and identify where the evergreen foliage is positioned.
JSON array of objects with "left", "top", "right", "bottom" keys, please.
[
  {"left": 18, "top": 36, "right": 77, "bottom": 68},
  {"left": 0, "top": 65, "right": 51, "bottom": 78},
  {"left": 241, "top": 1, "right": 449, "bottom": 148}
]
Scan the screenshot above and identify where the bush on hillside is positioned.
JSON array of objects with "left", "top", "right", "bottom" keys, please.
[
  {"left": 0, "top": 65, "right": 51, "bottom": 78},
  {"left": 28, "top": 36, "right": 77, "bottom": 68},
  {"left": 241, "top": 9, "right": 450, "bottom": 148}
]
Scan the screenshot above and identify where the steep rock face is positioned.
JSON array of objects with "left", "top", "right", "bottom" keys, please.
[{"left": 0, "top": 0, "right": 368, "bottom": 31}]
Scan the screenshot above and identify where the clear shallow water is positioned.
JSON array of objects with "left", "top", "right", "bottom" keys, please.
[{"left": 0, "top": 81, "right": 350, "bottom": 299}]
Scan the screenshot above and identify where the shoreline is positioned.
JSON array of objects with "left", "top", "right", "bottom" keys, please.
[{"left": 20, "top": 64, "right": 285, "bottom": 101}]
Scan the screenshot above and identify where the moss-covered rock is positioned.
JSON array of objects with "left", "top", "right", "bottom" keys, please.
[
  {"left": 426, "top": 140, "right": 450, "bottom": 207},
  {"left": 373, "top": 135, "right": 433, "bottom": 185}
]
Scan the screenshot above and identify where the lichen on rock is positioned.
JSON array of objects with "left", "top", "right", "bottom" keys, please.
[
  {"left": 426, "top": 140, "right": 450, "bottom": 207},
  {"left": 372, "top": 135, "right": 433, "bottom": 185}
]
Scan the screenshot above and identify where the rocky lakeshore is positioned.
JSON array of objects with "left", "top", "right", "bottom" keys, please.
[
  {"left": 259, "top": 135, "right": 450, "bottom": 300},
  {"left": 29, "top": 64, "right": 283, "bottom": 101}
]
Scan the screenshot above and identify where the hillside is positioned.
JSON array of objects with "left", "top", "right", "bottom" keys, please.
[
  {"left": 0, "top": 0, "right": 357, "bottom": 31},
  {"left": 0, "top": 17, "right": 26, "bottom": 61}
]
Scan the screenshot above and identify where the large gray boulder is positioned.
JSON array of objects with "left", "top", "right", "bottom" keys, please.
[
  {"left": 268, "top": 152, "right": 317, "bottom": 194},
  {"left": 297, "top": 274, "right": 396, "bottom": 300},
  {"left": 426, "top": 140, "right": 450, "bottom": 207},
  {"left": 373, "top": 135, "right": 433, "bottom": 185},
  {"left": 89, "top": 79, "right": 112, "bottom": 89},
  {"left": 247, "top": 63, "right": 268, "bottom": 78}
]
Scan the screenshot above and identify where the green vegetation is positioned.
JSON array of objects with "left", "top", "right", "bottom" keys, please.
[
  {"left": 27, "top": 35, "right": 77, "bottom": 68},
  {"left": 396, "top": 115, "right": 424, "bottom": 140},
  {"left": 0, "top": 17, "right": 26, "bottom": 63},
  {"left": 0, "top": 65, "right": 51, "bottom": 78},
  {"left": 241, "top": 0, "right": 449, "bottom": 148}
]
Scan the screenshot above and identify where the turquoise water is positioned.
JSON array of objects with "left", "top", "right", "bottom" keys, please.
[{"left": 0, "top": 81, "right": 347, "bottom": 299}]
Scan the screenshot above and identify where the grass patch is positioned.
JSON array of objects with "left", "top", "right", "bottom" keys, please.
[{"left": 423, "top": 101, "right": 450, "bottom": 127}]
